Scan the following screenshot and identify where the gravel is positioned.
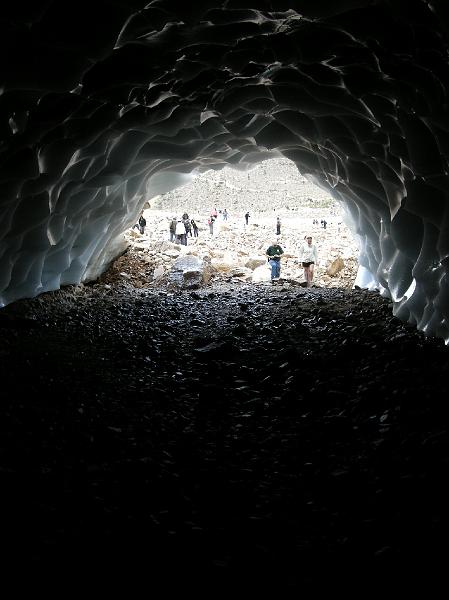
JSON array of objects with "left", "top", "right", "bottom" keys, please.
[{"left": 1, "top": 276, "right": 449, "bottom": 592}]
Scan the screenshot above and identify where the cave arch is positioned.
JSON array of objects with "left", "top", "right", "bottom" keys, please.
[{"left": 1, "top": 0, "right": 449, "bottom": 343}]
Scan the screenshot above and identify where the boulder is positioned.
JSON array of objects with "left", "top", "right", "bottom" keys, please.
[
  {"left": 252, "top": 263, "right": 272, "bottom": 282},
  {"left": 245, "top": 256, "right": 266, "bottom": 270},
  {"left": 169, "top": 255, "right": 204, "bottom": 289},
  {"left": 327, "top": 257, "right": 345, "bottom": 276},
  {"left": 163, "top": 249, "right": 181, "bottom": 258},
  {"left": 229, "top": 266, "right": 253, "bottom": 279},
  {"left": 153, "top": 266, "right": 165, "bottom": 280},
  {"left": 211, "top": 251, "right": 238, "bottom": 271}
]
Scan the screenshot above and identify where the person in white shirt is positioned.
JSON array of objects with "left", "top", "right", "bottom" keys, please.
[
  {"left": 298, "top": 235, "right": 318, "bottom": 287},
  {"left": 175, "top": 218, "right": 187, "bottom": 245}
]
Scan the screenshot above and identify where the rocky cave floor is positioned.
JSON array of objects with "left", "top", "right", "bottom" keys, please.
[{"left": 1, "top": 273, "right": 449, "bottom": 592}]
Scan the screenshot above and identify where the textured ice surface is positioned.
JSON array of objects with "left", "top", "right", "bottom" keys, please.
[{"left": 1, "top": 1, "right": 449, "bottom": 343}]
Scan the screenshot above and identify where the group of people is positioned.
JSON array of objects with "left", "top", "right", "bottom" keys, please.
[
  {"left": 136, "top": 208, "right": 277, "bottom": 239},
  {"left": 169, "top": 207, "right": 229, "bottom": 243},
  {"left": 208, "top": 207, "right": 228, "bottom": 230},
  {"left": 168, "top": 207, "right": 231, "bottom": 240},
  {"left": 169, "top": 213, "right": 199, "bottom": 245},
  {"left": 135, "top": 210, "right": 319, "bottom": 286},
  {"left": 266, "top": 235, "right": 318, "bottom": 287},
  {"left": 312, "top": 218, "right": 327, "bottom": 229}
]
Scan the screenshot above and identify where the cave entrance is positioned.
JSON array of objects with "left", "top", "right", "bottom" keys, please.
[{"left": 126, "top": 158, "right": 359, "bottom": 289}]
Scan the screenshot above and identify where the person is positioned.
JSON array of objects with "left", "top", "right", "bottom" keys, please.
[
  {"left": 169, "top": 217, "right": 177, "bottom": 242},
  {"left": 276, "top": 216, "right": 281, "bottom": 235},
  {"left": 298, "top": 235, "right": 318, "bottom": 287},
  {"left": 175, "top": 218, "right": 187, "bottom": 245},
  {"left": 183, "top": 214, "right": 192, "bottom": 237},
  {"left": 211, "top": 207, "right": 218, "bottom": 220},
  {"left": 245, "top": 211, "right": 250, "bottom": 225},
  {"left": 138, "top": 213, "right": 146, "bottom": 234},
  {"left": 266, "top": 239, "right": 284, "bottom": 281},
  {"left": 321, "top": 218, "right": 327, "bottom": 229},
  {"left": 191, "top": 218, "right": 199, "bottom": 237},
  {"left": 222, "top": 208, "right": 228, "bottom": 221},
  {"left": 208, "top": 215, "right": 215, "bottom": 235}
]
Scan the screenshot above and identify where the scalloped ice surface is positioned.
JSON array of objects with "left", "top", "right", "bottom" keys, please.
[{"left": 1, "top": 0, "right": 449, "bottom": 343}]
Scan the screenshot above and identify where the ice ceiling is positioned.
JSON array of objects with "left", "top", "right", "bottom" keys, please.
[{"left": 1, "top": 0, "right": 449, "bottom": 343}]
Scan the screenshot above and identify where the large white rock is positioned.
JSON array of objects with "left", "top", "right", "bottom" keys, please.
[
  {"left": 252, "top": 263, "right": 272, "bottom": 282},
  {"left": 169, "top": 255, "right": 204, "bottom": 289}
]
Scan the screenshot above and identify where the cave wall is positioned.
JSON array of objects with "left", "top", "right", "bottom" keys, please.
[{"left": 1, "top": 1, "right": 449, "bottom": 342}]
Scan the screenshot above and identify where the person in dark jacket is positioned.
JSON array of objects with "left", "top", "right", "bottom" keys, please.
[
  {"left": 138, "top": 214, "right": 146, "bottom": 234},
  {"left": 276, "top": 216, "right": 281, "bottom": 235},
  {"left": 191, "top": 218, "right": 199, "bottom": 237},
  {"left": 169, "top": 217, "right": 177, "bottom": 242},
  {"left": 183, "top": 215, "right": 192, "bottom": 237}
]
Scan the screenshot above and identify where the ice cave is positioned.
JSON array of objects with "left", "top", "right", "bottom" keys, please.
[
  {"left": 2, "top": 1, "right": 449, "bottom": 592},
  {"left": 1, "top": 0, "right": 449, "bottom": 343}
]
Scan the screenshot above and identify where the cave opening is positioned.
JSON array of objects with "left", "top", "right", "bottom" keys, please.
[{"left": 123, "top": 157, "right": 360, "bottom": 291}]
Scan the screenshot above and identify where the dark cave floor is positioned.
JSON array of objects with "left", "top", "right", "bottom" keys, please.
[{"left": 1, "top": 279, "right": 449, "bottom": 592}]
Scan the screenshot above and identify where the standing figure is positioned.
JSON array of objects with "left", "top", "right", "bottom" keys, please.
[
  {"left": 208, "top": 216, "right": 215, "bottom": 235},
  {"left": 298, "top": 235, "right": 318, "bottom": 287},
  {"left": 175, "top": 218, "right": 187, "bottom": 245},
  {"left": 191, "top": 218, "right": 199, "bottom": 237},
  {"left": 276, "top": 216, "right": 281, "bottom": 235},
  {"left": 222, "top": 208, "right": 228, "bottom": 221},
  {"left": 169, "top": 217, "right": 177, "bottom": 242},
  {"left": 138, "top": 213, "right": 146, "bottom": 234},
  {"left": 183, "top": 215, "right": 192, "bottom": 237},
  {"left": 245, "top": 211, "right": 250, "bottom": 225},
  {"left": 211, "top": 207, "right": 218, "bottom": 220},
  {"left": 266, "top": 239, "right": 284, "bottom": 281}
]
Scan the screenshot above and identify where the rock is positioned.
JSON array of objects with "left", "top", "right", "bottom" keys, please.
[
  {"left": 169, "top": 255, "right": 204, "bottom": 289},
  {"left": 252, "top": 263, "right": 272, "bottom": 282},
  {"left": 163, "top": 249, "right": 181, "bottom": 258},
  {"left": 229, "top": 266, "right": 253, "bottom": 279},
  {"left": 245, "top": 256, "right": 266, "bottom": 270},
  {"left": 211, "top": 252, "right": 238, "bottom": 271},
  {"left": 327, "top": 257, "right": 345, "bottom": 276},
  {"left": 153, "top": 266, "right": 165, "bottom": 280}
]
